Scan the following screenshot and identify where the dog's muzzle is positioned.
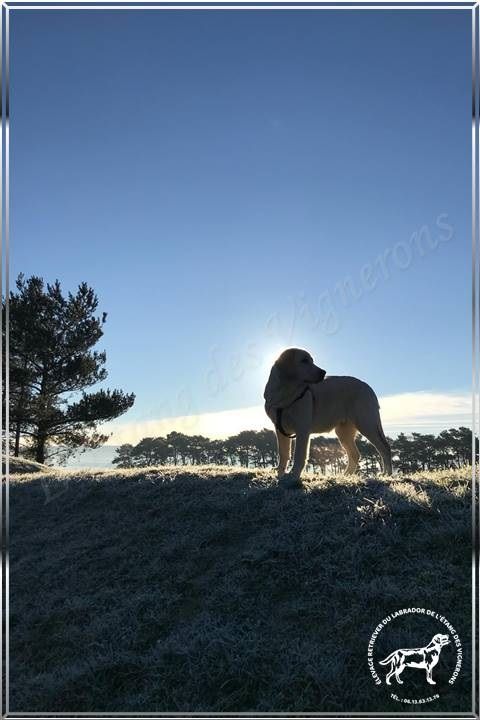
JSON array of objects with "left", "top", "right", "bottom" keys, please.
[{"left": 316, "top": 368, "right": 326, "bottom": 382}]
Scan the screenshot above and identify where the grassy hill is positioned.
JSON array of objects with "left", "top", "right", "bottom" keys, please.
[
  {"left": 9, "top": 465, "right": 472, "bottom": 712},
  {"left": 2, "top": 456, "right": 51, "bottom": 475}
]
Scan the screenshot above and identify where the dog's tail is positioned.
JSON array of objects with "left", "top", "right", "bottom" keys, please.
[
  {"left": 378, "top": 651, "right": 396, "bottom": 665},
  {"left": 377, "top": 420, "right": 389, "bottom": 447},
  {"left": 376, "top": 416, "right": 393, "bottom": 474}
]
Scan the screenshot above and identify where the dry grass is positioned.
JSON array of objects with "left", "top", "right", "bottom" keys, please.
[
  {"left": 9, "top": 465, "right": 472, "bottom": 712},
  {"left": 2, "top": 456, "right": 51, "bottom": 475}
]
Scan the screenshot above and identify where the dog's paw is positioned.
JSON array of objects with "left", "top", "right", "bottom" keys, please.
[{"left": 278, "top": 473, "right": 302, "bottom": 489}]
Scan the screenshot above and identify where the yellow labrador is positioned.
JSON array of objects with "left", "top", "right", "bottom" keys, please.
[{"left": 264, "top": 348, "right": 392, "bottom": 486}]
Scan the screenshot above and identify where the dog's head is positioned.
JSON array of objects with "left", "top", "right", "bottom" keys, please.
[
  {"left": 264, "top": 348, "right": 325, "bottom": 408},
  {"left": 432, "top": 633, "right": 450, "bottom": 648},
  {"left": 275, "top": 348, "right": 326, "bottom": 385}
]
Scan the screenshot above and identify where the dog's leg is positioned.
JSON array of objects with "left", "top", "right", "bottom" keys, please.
[
  {"left": 426, "top": 666, "right": 436, "bottom": 685},
  {"left": 355, "top": 419, "right": 392, "bottom": 475},
  {"left": 385, "top": 662, "right": 395, "bottom": 685},
  {"left": 278, "top": 393, "right": 313, "bottom": 488},
  {"left": 291, "top": 430, "right": 310, "bottom": 481},
  {"left": 279, "top": 430, "right": 310, "bottom": 488},
  {"left": 276, "top": 430, "right": 291, "bottom": 478},
  {"left": 395, "top": 663, "right": 405, "bottom": 685},
  {"left": 335, "top": 422, "right": 360, "bottom": 474}
]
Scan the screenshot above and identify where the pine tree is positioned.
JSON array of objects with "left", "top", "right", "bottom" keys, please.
[
  {"left": 112, "top": 444, "right": 135, "bottom": 468},
  {"left": 4, "top": 274, "right": 135, "bottom": 463}
]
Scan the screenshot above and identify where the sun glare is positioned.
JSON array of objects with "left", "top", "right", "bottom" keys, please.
[{"left": 261, "top": 346, "right": 285, "bottom": 374}]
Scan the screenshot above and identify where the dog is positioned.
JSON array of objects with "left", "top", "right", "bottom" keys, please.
[
  {"left": 264, "top": 347, "right": 392, "bottom": 486},
  {"left": 379, "top": 633, "right": 450, "bottom": 685}
]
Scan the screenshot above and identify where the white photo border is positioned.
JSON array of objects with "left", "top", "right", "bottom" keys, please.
[{"left": 1, "top": 2, "right": 478, "bottom": 718}]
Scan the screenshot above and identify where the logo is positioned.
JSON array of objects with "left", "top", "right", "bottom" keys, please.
[{"left": 367, "top": 608, "right": 462, "bottom": 706}]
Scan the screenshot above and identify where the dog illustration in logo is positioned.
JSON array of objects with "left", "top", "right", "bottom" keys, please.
[{"left": 379, "top": 633, "right": 450, "bottom": 685}]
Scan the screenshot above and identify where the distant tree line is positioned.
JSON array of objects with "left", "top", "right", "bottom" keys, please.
[
  {"left": 113, "top": 426, "right": 473, "bottom": 474},
  {"left": 113, "top": 430, "right": 278, "bottom": 470},
  {"left": 392, "top": 428, "right": 472, "bottom": 472}
]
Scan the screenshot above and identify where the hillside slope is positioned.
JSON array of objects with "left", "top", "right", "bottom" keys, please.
[
  {"left": 2, "top": 456, "right": 51, "bottom": 475},
  {"left": 9, "top": 466, "right": 472, "bottom": 712}
]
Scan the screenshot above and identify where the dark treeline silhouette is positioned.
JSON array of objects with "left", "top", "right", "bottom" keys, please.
[{"left": 113, "top": 426, "right": 473, "bottom": 474}]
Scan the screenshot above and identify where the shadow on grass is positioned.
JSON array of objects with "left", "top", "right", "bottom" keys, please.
[{"left": 9, "top": 466, "right": 472, "bottom": 713}]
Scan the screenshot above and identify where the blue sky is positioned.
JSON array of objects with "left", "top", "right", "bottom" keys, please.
[{"left": 9, "top": 8, "right": 471, "bottom": 444}]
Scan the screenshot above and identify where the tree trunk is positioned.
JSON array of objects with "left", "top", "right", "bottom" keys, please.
[
  {"left": 35, "top": 435, "right": 46, "bottom": 463},
  {"left": 14, "top": 421, "right": 21, "bottom": 457},
  {"left": 13, "top": 356, "right": 30, "bottom": 457}
]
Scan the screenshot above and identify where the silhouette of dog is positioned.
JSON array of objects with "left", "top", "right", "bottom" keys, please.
[
  {"left": 264, "top": 347, "right": 392, "bottom": 487},
  {"left": 379, "top": 633, "right": 450, "bottom": 685}
]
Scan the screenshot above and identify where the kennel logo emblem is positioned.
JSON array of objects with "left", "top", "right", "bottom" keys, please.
[
  {"left": 379, "top": 633, "right": 450, "bottom": 686},
  {"left": 367, "top": 608, "right": 462, "bottom": 706}
]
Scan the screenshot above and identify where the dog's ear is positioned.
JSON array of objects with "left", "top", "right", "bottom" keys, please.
[
  {"left": 264, "top": 364, "right": 283, "bottom": 405},
  {"left": 275, "top": 349, "right": 298, "bottom": 381},
  {"left": 264, "top": 359, "right": 304, "bottom": 408},
  {"left": 264, "top": 364, "right": 296, "bottom": 406}
]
